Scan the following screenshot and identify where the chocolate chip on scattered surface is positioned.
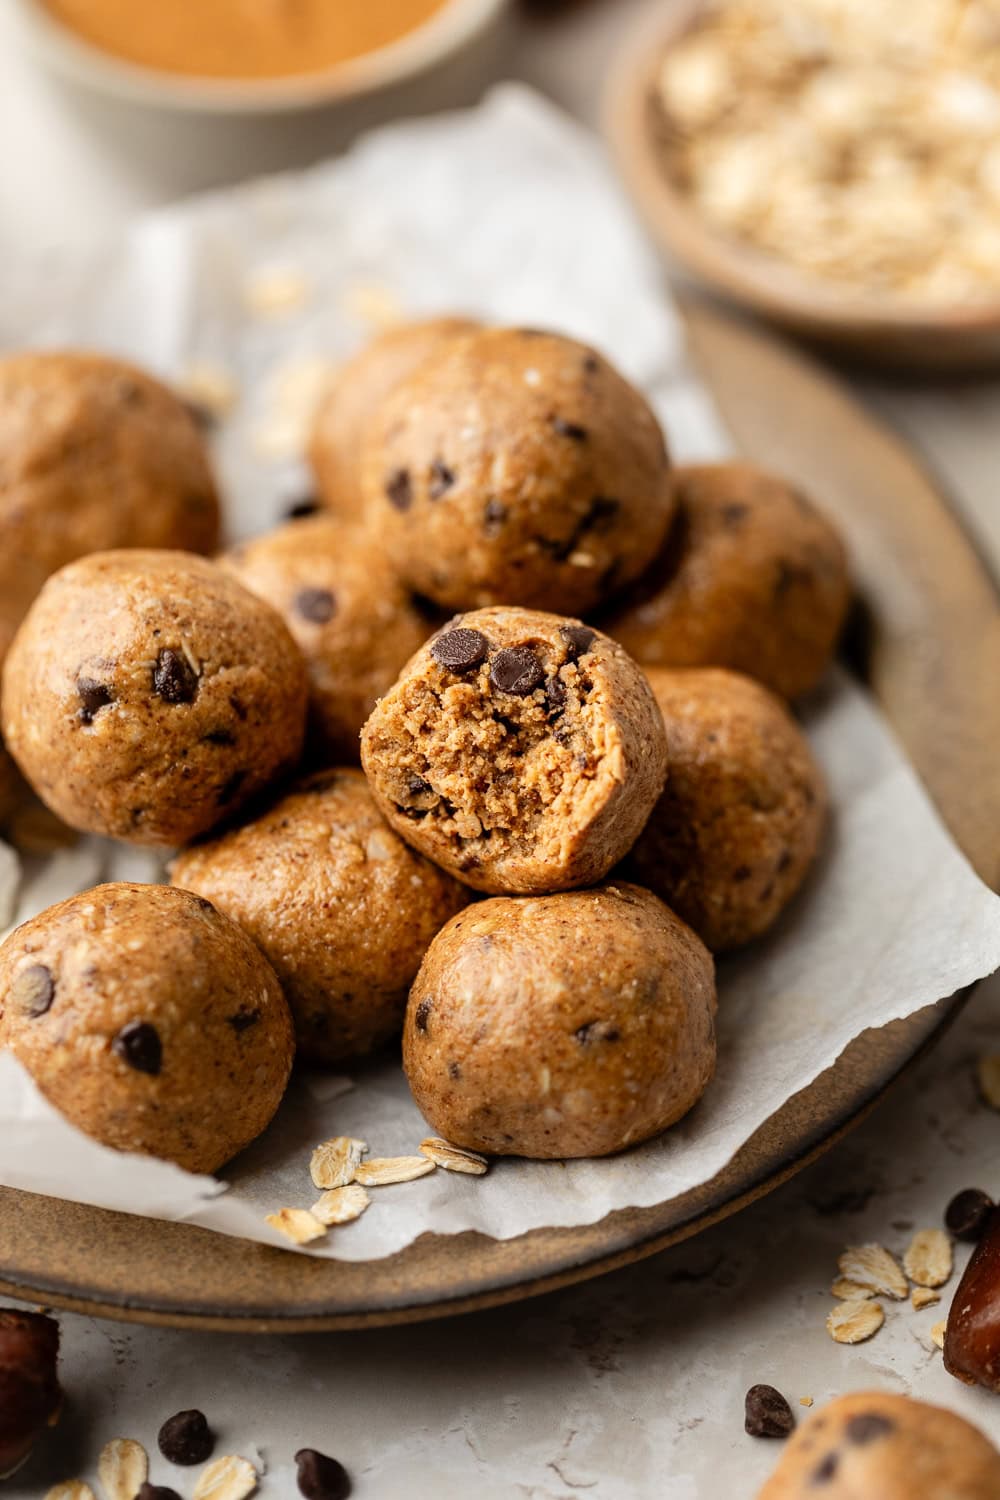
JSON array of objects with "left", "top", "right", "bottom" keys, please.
[
  {"left": 295, "top": 1448, "right": 351, "bottom": 1500},
  {"left": 158, "top": 1409, "right": 215, "bottom": 1467},
  {"left": 137, "top": 1485, "right": 182, "bottom": 1500},
  {"left": 744, "top": 1383, "right": 795, "bottom": 1438},
  {"left": 945, "top": 1187, "right": 995, "bottom": 1241}
]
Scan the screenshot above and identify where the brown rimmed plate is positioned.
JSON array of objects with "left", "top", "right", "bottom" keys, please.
[{"left": 2, "top": 301, "right": 998, "bottom": 1331}]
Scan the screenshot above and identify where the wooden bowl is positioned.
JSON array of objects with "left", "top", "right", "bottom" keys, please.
[{"left": 604, "top": 1, "right": 1000, "bottom": 372}]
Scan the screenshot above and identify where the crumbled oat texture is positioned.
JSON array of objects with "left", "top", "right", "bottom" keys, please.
[
  {"left": 903, "top": 1227, "right": 954, "bottom": 1288},
  {"left": 221, "top": 514, "right": 431, "bottom": 762},
  {"left": 420, "top": 1137, "right": 490, "bottom": 1175},
  {"left": 354, "top": 1156, "right": 436, "bottom": 1186},
  {"left": 628, "top": 668, "right": 827, "bottom": 951},
  {"left": 265, "top": 1208, "right": 328, "bottom": 1245},
  {"left": 311, "top": 1183, "right": 371, "bottom": 1226},
  {"left": 404, "top": 882, "right": 717, "bottom": 1159},
  {"left": 193, "top": 1455, "right": 258, "bottom": 1500},
  {"left": 605, "top": 464, "right": 850, "bottom": 702},
  {"left": 912, "top": 1286, "right": 941, "bottom": 1310},
  {"left": 837, "top": 1244, "right": 909, "bottom": 1300},
  {"left": 0, "top": 882, "right": 294, "bottom": 1174},
  {"left": 932, "top": 1319, "right": 948, "bottom": 1350},
  {"left": 830, "top": 1277, "right": 872, "bottom": 1301},
  {"left": 826, "top": 1298, "right": 885, "bottom": 1345},
  {"left": 309, "top": 316, "right": 478, "bottom": 519},
  {"left": 654, "top": 0, "right": 1000, "bottom": 308},
  {"left": 310, "top": 1136, "right": 368, "bottom": 1191},
  {"left": 976, "top": 1053, "right": 1000, "bottom": 1109},
  {"left": 97, "top": 1438, "right": 148, "bottom": 1500},
  {"left": 45, "top": 1485, "right": 97, "bottom": 1500},
  {"left": 359, "top": 326, "right": 674, "bottom": 616},
  {"left": 2, "top": 550, "right": 308, "bottom": 846},
  {"left": 361, "top": 607, "right": 668, "bottom": 895},
  {"left": 170, "top": 769, "right": 470, "bottom": 1063}
]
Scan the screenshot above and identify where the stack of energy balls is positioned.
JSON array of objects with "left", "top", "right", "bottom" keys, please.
[{"left": 0, "top": 321, "right": 849, "bottom": 1176}]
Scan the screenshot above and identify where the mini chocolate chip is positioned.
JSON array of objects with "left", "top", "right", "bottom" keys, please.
[
  {"left": 77, "top": 677, "right": 115, "bottom": 724},
  {"left": 559, "top": 624, "right": 596, "bottom": 662},
  {"left": 203, "top": 728, "right": 236, "bottom": 746},
  {"left": 811, "top": 1453, "right": 839, "bottom": 1484},
  {"left": 574, "top": 1020, "right": 621, "bottom": 1044},
  {"left": 218, "top": 769, "right": 247, "bottom": 805},
  {"left": 946, "top": 1187, "right": 996, "bottom": 1241},
  {"left": 153, "top": 649, "right": 199, "bottom": 705},
  {"left": 448, "top": 1060, "right": 461, "bottom": 1080},
  {"left": 112, "top": 1021, "right": 162, "bottom": 1076},
  {"left": 721, "top": 502, "right": 749, "bottom": 526},
  {"left": 431, "top": 628, "right": 489, "bottom": 673},
  {"left": 544, "top": 675, "right": 567, "bottom": 713},
  {"left": 428, "top": 458, "right": 456, "bottom": 498},
  {"left": 295, "top": 587, "right": 337, "bottom": 624},
  {"left": 490, "top": 646, "right": 544, "bottom": 696},
  {"left": 776, "top": 849, "right": 793, "bottom": 873},
  {"left": 845, "top": 1413, "right": 894, "bottom": 1445},
  {"left": 551, "top": 416, "right": 588, "bottom": 441},
  {"left": 229, "top": 694, "right": 248, "bottom": 720},
  {"left": 385, "top": 468, "right": 412, "bottom": 511},
  {"left": 227, "top": 1008, "right": 260, "bottom": 1034},
  {"left": 158, "top": 1409, "right": 214, "bottom": 1466},
  {"left": 733, "top": 865, "right": 753, "bottom": 882},
  {"left": 415, "top": 999, "right": 433, "bottom": 1032},
  {"left": 137, "top": 1485, "right": 182, "bottom": 1500},
  {"left": 483, "top": 498, "right": 507, "bottom": 533},
  {"left": 744, "top": 1385, "right": 794, "bottom": 1439},
  {"left": 285, "top": 495, "right": 321, "bottom": 521},
  {"left": 295, "top": 1448, "right": 351, "bottom": 1500},
  {"left": 583, "top": 354, "right": 600, "bottom": 374},
  {"left": 12, "top": 964, "right": 55, "bottom": 1018},
  {"left": 193, "top": 896, "right": 215, "bottom": 912}
]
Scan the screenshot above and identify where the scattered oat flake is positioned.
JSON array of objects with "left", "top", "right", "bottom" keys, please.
[
  {"left": 799, "top": 1396, "right": 814, "bottom": 1408},
  {"left": 97, "top": 1438, "right": 148, "bottom": 1500},
  {"left": 830, "top": 1277, "right": 873, "bottom": 1301},
  {"left": 244, "top": 267, "right": 310, "bottom": 316},
  {"left": 311, "top": 1183, "right": 370, "bottom": 1226},
  {"left": 419, "top": 1137, "right": 489, "bottom": 1175},
  {"left": 354, "top": 1155, "right": 436, "bottom": 1186},
  {"left": 310, "top": 1136, "right": 367, "bottom": 1190},
  {"left": 265, "top": 1208, "right": 327, "bottom": 1245},
  {"left": 194, "top": 1455, "right": 258, "bottom": 1500},
  {"left": 977, "top": 1054, "right": 1000, "bottom": 1109},
  {"left": 45, "top": 1485, "right": 97, "bottom": 1500},
  {"left": 931, "top": 1319, "right": 947, "bottom": 1350},
  {"left": 904, "top": 1228, "right": 953, "bottom": 1288},
  {"left": 178, "top": 361, "right": 237, "bottom": 419},
  {"left": 911, "top": 1286, "right": 941, "bottom": 1310},
  {"left": 827, "top": 1297, "right": 885, "bottom": 1344},
  {"left": 838, "top": 1244, "right": 908, "bottom": 1300}
]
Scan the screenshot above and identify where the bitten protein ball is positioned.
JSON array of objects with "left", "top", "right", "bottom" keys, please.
[
  {"left": 170, "top": 768, "right": 471, "bottom": 1064},
  {"left": 606, "top": 463, "right": 850, "bottom": 699},
  {"left": 221, "top": 515, "right": 430, "bottom": 761},
  {"left": 404, "top": 883, "right": 716, "bottom": 1159},
  {"left": 755, "top": 1392, "right": 1000, "bottom": 1499},
  {"left": 359, "top": 327, "right": 674, "bottom": 615},
  {"left": 0, "top": 351, "right": 220, "bottom": 648},
  {"left": 1, "top": 551, "right": 308, "bottom": 846},
  {"left": 0, "top": 883, "right": 294, "bottom": 1173},
  {"left": 361, "top": 607, "right": 668, "bottom": 894},
  {"left": 627, "top": 669, "right": 826, "bottom": 951},
  {"left": 308, "top": 316, "right": 477, "bottom": 518}
]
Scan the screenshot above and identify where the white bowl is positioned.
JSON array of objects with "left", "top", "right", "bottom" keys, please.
[{"left": 11, "top": 0, "right": 507, "bottom": 114}]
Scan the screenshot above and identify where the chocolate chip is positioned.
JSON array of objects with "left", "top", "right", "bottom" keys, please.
[
  {"left": 428, "top": 458, "right": 456, "bottom": 498},
  {"left": 733, "top": 865, "right": 753, "bottom": 882},
  {"left": 583, "top": 354, "right": 600, "bottom": 374},
  {"left": 845, "top": 1413, "right": 894, "bottom": 1445},
  {"left": 11, "top": 964, "right": 55, "bottom": 1018},
  {"left": 203, "top": 728, "right": 236, "bottom": 747},
  {"left": 415, "top": 999, "right": 432, "bottom": 1032},
  {"left": 385, "top": 468, "right": 412, "bottom": 511},
  {"left": 587, "top": 495, "right": 621, "bottom": 528},
  {"left": 483, "top": 498, "right": 507, "bottom": 533},
  {"left": 218, "top": 770, "right": 246, "bottom": 805},
  {"left": 229, "top": 694, "right": 248, "bottom": 721},
  {"left": 112, "top": 1021, "right": 162, "bottom": 1076},
  {"left": 448, "top": 1060, "right": 461, "bottom": 1080},
  {"left": 183, "top": 399, "right": 215, "bottom": 431},
  {"left": 295, "top": 587, "right": 337, "bottom": 624},
  {"left": 227, "top": 1008, "right": 260, "bottom": 1034},
  {"left": 946, "top": 1187, "right": 996, "bottom": 1241},
  {"left": 544, "top": 675, "right": 567, "bottom": 714},
  {"left": 431, "top": 628, "right": 489, "bottom": 673},
  {"left": 551, "top": 416, "right": 588, "bottom": 441},
  {"left": 158, "top": 1409, "right": 214, "bottom": 1466},
  {"left": 721, "top": 502, "right": 749, "bottom": 526},
  {"left": 152, "top": 649, "right": 199, "bottom": 705},
  {"left": 408, "top": 774, "right": 433, "bottom": 797},
  {"left": 490, "top": 646, "right": 544, "bottom": 696},
  {"left": 137, "top": 1485, "right": 182, "bottom": 1500},
  {"left": 559, "top": 624, "right": 595, "bottom": 662},
  {"left": 810, "top": 1453, "right": 839, "bottom": 1484},
  {"left": 295, "top": 1448, "right": 351, "bottom": 1500},
  {"left": 574, "top": 1020, "right": 621, "bottom": 1044},
  {"left": 744, "top": 1384, "right": 794, "bottom": 1439},
  {"left": 77, "top": 677, "right": 114, "bottom": 724},
  {"left": 284, "top": 495, "right": 321, "bottom": 521}
]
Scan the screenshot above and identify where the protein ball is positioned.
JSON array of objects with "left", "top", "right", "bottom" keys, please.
[
  {"left": 627, "top": 669, "right": 826, "bottom": 951},
  {"left": 605, "top": 463, "right": 850, "bottom": 700},
  {"left": 361, "top": 607, "right": 668, "bottom": 894},
  {"left": 170, "top": 769, "right": 470, "bottom": 1064},
  {"left": 0, "top": 883, "right": 294, "bottom": 1173},
  {"left": 1, "top": 550, "right": 308, "bottom": 846},
  {"left": 221, "top": 515, "right": 429, "bottom": 762},
  {"left": 308, "top": 316, "right": 478, "bottom": 518},
  {"left": 359, "top": 327, "right": 674, "bottom": 615},
  {"left": 754, "top": 1391, "right": 1000, "bottom": 1499},
  {"left": 404, "top": 883, "right": 716, "bottom": 1158}
]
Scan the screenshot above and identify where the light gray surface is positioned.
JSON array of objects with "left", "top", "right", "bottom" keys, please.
[{"left": 2, "top": 3, "right": 1000, "bottom": 1497}]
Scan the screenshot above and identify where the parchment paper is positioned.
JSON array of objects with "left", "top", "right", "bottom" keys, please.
[{"left": 1, "top": 87, "right": 999, "bottom": 1261}]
